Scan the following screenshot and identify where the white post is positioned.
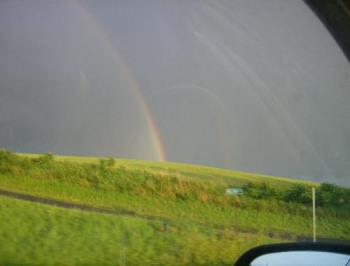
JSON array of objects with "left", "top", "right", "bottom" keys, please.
[{"left": 312, "top": 187, "right": 316, "bottom": 242}]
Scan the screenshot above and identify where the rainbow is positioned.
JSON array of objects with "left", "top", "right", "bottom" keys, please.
[{"left": 71, "top": 0, "right": 166, "bottom": 161}]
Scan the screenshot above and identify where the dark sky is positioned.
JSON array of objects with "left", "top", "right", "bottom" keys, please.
[{"left": 1, "top": 0, "right": 349, "bottom": 185}]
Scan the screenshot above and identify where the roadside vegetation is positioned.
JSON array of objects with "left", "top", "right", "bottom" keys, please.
[
  {"left": 0, "top": 149, "right": 349, "bottom": 265},
  {"left": 0, "top": 196, "right": 281, "bottom": 266}
]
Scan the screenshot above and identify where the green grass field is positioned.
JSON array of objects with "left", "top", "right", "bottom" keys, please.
[
  {"left": 0, "top": 150, "right": 349, "bottom": 265},
  {"left": 0, "top": 196, "right": 282, "bottom": 266}
]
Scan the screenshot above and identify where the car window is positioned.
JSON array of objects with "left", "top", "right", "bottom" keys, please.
[{"left": 0, "top": 1, "right": 349, "bottom": 265}]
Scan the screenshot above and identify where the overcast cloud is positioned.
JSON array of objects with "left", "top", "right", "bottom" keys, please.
[{"left": 0, "top": 0, "right": 349, "bottom": 185}]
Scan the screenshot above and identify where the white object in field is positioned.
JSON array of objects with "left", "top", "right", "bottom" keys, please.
[{"left": 225, "top": 188, "right": 244, "bottom": 195}]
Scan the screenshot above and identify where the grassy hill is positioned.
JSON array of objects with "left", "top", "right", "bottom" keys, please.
[{"left": 0, "top": 150, "right": 349, "bottom": 265}]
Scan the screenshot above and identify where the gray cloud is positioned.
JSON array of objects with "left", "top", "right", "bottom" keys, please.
[{"left": 0, "top": 0, "right": 349, "bottom": 185}]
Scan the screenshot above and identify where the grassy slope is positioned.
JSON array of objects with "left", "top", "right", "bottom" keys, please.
[
  {"left": 20, "top": 153, "right": 316, "bottom": 187},
  {"left": 0, "top": 152, "right": 349, "bottom": 265}
]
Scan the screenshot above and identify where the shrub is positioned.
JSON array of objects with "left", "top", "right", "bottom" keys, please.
[
  {"left": 0, "top": 149, "right": 17, "bottom": 174},
  {"left": 283, "top": 185, "right": 311, "bottom": 205},
  {"left": 317, "top": 183, "right": 349, "bottom": 207},
  {"left": 106, "top": 156, "right": 115, "bottom": 167},
  {"left": 0, "top": 149, "right": 16, "bottom": 162},
  {"left": 32, "top": 153, "right": 54, "bottom": 165},
  {"left": 242, "top": 182, "right": 276, "bottom": 199}
]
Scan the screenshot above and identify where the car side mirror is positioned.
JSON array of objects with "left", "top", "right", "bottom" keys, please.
[{"left": 235, "top": 242, "right": 350, "bottom": 266}]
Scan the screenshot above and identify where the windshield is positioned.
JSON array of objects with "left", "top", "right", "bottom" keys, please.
[{"left": 0, "top": 1, "right": 349, "bottom": 265}]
